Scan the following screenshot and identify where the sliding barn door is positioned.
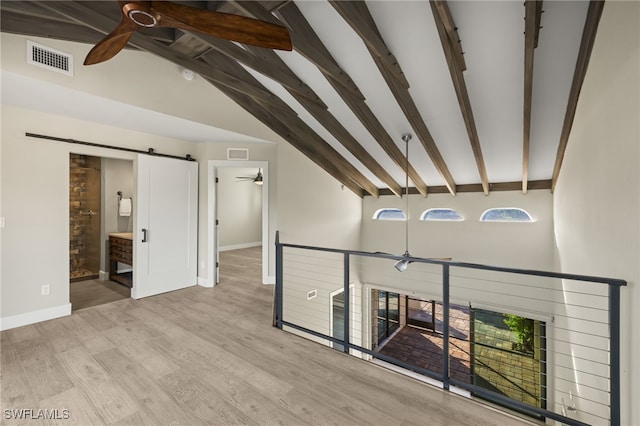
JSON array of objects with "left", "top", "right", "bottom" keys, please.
[{"left": 133, "top": 155, "right": 198, "bottom": 299}]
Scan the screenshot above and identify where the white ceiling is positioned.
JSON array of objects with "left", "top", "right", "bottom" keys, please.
[{"left": 1, "top": 70, "right": 272, "bottom": 144}]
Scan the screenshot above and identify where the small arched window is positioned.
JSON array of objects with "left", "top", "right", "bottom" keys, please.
[
  {"left": 372, "top": 208, "right": 406, "bottom": 220},
  {"left": 420, "top": 208, "right": 463, "bottom": 221},
  {"left": 480, "top": 208, "right": 533, "bottom": 222}
]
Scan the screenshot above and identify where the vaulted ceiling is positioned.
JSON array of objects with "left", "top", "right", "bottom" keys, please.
[{"left": 0, "top": 0, "right": 604, "bottom": 197}]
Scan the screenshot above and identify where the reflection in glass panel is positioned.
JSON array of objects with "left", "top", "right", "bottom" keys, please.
[
  {"left": 378, "top": 291, "right": 388, "bottom": 317},
  {"left": 388, "top": 293, "right": 399, "bottom": 322},
  {"left": 471, "top": 308, "right": 546, "bottom": 410},
  {"left": 375, "top": 290, "right": 400, "bottom": 345}
]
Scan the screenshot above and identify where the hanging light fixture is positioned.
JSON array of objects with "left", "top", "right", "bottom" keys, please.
[
  {"left": 254, "top": 169, "right": 264, "bottom": 185},
  {"left": 394, "top": 133, "right": 413, "bottom": 272}
]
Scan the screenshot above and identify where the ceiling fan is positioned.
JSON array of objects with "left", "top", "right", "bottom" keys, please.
[
  {"left": 84, "top": 0, "right": 292, "bottom": 65},
  {"left": 236, "top": 169, "right": 263, "bottom": 185}
]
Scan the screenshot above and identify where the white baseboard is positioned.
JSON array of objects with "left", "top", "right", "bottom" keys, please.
[
  {"left": 219, "top": 242, "right": 261, "bottom": 252},
  {"left": 197, "top": 276, "right": 214, "bottom": 288},
  {"left": 99, "top": 270, "right": 109, "bottom": 281},
  {"left": 1, "top": 303, "right": 72, "bottom": 331}
]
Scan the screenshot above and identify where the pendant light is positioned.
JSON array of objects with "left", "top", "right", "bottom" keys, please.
[
  {"left": 394, "top": 133, "right": 412, "bottom": 272},
  {"left": 254, "top": 169, "right": 264, "bottom": 185}
]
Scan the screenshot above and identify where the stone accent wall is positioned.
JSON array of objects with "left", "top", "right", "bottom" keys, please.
[{"left": 69, "top": 154, "right": 101, "bottom": 280}]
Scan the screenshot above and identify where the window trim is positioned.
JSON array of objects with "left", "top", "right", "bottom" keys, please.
[
  {"left": 419, "top": 208, "right": 464, "bottom": 222},
  {"left": 372, "top": 208, "right": 406, "bottom": 221},
  {"left": 479, "top": 207, "right": 534, "bottom": 223}
]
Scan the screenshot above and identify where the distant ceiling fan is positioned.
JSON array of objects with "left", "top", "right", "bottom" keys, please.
[
  {"left": 84, "top": 0, "right": 292, "bottom": 65},
  {"left": 236, "top": 169, "right": 263, "bottom": 185}
]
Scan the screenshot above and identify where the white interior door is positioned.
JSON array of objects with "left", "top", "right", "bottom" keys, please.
[{"left": 133, "top": 155, "right": 198, "bottom": 299}]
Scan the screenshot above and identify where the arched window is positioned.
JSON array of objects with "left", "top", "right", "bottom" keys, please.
[
  {"left": 480, "top": 208, "right": 533, "bottom": 222},
  {"left": 420, "top": 208, "right": 463, "bottom": 221},
  {"left": 372, "top": 208, "right": 406, "bottom": 220}
]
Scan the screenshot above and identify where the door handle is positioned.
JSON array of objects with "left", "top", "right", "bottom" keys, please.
[{"left": 142, "top": 228, "right": 148, "bottom": 243}]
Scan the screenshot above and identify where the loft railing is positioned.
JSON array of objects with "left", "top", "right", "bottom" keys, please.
[{"left": 274, "top": 232, "right": 627, "bottom": 426}]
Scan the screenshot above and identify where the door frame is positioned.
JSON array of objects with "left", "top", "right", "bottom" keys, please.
[{"left": 207, "top": 160, "right": 270, "bottom": 286}]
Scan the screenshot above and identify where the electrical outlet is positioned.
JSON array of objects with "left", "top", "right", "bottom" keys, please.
[{"left": 41, "top": 284, "right": 50, "bottom": 296}]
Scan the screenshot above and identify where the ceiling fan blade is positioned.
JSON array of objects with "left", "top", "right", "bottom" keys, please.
[
  {"left": 150, "top": 1, "right": 292, "bottom": 51},
  {"left": 84, "top": 15, "right": 139, "bottom": 65}
]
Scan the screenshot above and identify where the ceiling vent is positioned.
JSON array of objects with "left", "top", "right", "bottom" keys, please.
[
  {"left": 227, "top": 148, "right": 249, "bottom": 161},
  {"left": 27, "top": 40, "right": 74, "bottom": 76}
]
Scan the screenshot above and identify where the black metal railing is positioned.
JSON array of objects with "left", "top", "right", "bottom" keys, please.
[{"left": 274, "top": 232, "right": 627, "bottom": 426}]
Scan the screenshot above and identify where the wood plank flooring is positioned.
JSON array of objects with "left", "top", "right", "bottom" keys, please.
[{"left": 1, "top": 247, "right": 537, "bottom": 425}]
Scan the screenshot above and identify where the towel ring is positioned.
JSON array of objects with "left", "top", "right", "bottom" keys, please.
[{"left": 117, "top": 191, "right": 132, "bottom": 201}]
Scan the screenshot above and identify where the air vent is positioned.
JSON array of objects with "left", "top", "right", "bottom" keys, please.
[
  {"left": 27, "top": 41, "right": 74, "bottom": 76},
  {"left": 227, "top": 148, "right": 249, "bottom": 161}
]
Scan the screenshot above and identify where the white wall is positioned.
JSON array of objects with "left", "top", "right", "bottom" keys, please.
[
  {"left": 277, "top": 142, "right": 362, "bottom": 249},
  {"left": 553, "top": 2, "right": 640, "bottom": 425},
  {"left": 362, "top": 190, "right": 554, "bottom": 269},
  {"left": 0, "top": 106, "right": 195, "bottom": 325},
  {"left": 276, "top": 142, "right": 363, "bottom": 344},
  {"left": 217, "top": 167, "right": 262, "bottom": 249}
]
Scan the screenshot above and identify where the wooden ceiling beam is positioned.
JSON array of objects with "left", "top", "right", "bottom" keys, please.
[
  {"left": 331, "top": 1, "right": 457, "bottom": 195},
  {"left": 289, "top": 91, "right": 403, "bottom": 197},
  {"left": 34, "top": 1, "right": 289, "bottom": 112},
  {"left": 229, "top": 0, "right": 364, "bottom": 99},
  {"left": 430, "top": 0, "right": 466, "bottom": 71},
  {"left": 430, "top": 0, "right": 489, "bottom": 195},
  {"left": 0, "top": 12, "right": 106, "bottom": 46},
  {"left": 551, "top": 0, "right": 605, "bottom": 192},
  {"left": 277, "top": 1, "right": 428, "bottom": 197},
  {"left": 1, "top": 1, "right": 82, "bottom": 25},
  {"left": 328, "top": 0, "right": 409, "bottom": 90},
  {"left": 523, "top": 0, "right": 543, "bottom": 194},
  {"left": 201, "top": 43, "right": 400, "bottom": 196},
  {"left": 201, "top": 51, "right": 379, "bottom": 197},
  {"left": 374, "top": 179, "right": 552, "bottom": 197},
  {"left": 191, "top": 33, "right": 326, "bottom": 108},
  {"left": 3, "top": 1, "right": 175, "bottom": 44}
]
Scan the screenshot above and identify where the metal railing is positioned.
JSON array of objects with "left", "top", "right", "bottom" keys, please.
[{"left": 274, "top": 232, "right": 627, "bottom": 426}]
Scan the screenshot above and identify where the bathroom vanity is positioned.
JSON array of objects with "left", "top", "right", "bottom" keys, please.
[{"left": 109, "top": 232, "right": 133, "bottom": 288}]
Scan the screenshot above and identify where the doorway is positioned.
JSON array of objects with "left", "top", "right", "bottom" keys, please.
[
  {"left": 216, "top": 167, "right": 263, "bottom": 283},
  {"left": 209, "top": 160, "right": 270, "bottom": 286},
  {"left": 69, "top": 154, "right": 133, "bottom": 311}
]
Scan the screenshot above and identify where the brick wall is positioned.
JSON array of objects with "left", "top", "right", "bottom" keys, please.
[{"left": 69, "top": 154, "right": 101, "bottom": 279}]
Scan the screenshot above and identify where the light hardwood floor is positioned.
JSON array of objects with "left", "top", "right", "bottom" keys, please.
[{"left": 1, "top": 247, "right": 537, "bottom": 425}]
